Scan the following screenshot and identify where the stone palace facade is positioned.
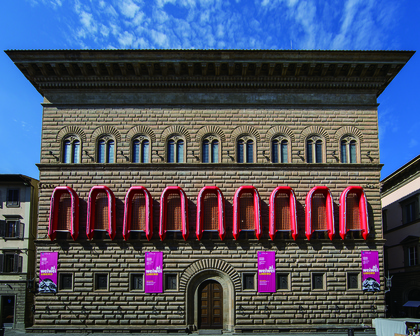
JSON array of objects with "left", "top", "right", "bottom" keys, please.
[{"left": 6, "top": 49, "right": 413, "bottom": 333}]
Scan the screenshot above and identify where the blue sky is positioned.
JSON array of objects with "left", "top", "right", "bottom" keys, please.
[{"left": 1, "top": 0, "right": 419, "bottom": 180}]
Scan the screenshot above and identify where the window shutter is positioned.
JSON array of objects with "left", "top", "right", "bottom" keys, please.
[
  {"left": 0, "top": 220, "right": 6, "bottom": 237},
  {"left": 13, "top": 254, "right": 20, "bottom": 273},
  {"left": 0, "top": 254, "right": 4, "bottom": 273},
  {"left": 18, "top": 256, "right": 23, "bottom": 273},
  {"left": 14, "top": 221, "right": 20, "bottom": 238},
  {"left": 19, "top": 223, "right": 24, "bottom": 239}
]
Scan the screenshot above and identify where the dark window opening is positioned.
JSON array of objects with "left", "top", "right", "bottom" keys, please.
[
  {"left": 59, "top": 273, "right": 73, "bottom": 290},
  {"left": 312, "top": 273, "right": 324, "bottom": 290},
  {"left": 348, "top": 273, "right": 359, "bottom": 289},
  {"left": 243, "top": 273, "right": 255, "bottom": 290},
  {"left": 6, "top": 189, "right": 19, "bottom": 207},
  {"left": 277, "top": 273, "right": 289, "bottom": 290},
  {"left": 131, "top": 274, "right": 143, "bottom": 290},
  {"left": 95, "top": 274, "right": 108, "bottom": 290},
  {"left": 0, "top": 254, "right": 22, "bottom": 273},
  {"left": 165, "top": 274, "right": 177, "bottom": 290}
]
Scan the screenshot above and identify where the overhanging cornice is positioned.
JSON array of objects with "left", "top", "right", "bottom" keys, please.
[{"left": 5, "top": 49, "right": 414, "bottom": 97}]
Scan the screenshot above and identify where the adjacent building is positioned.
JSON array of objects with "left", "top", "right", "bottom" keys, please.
[
  {"left": 6, "top": 49, "right": 413, "bottom": 333},
  {"left": 0, "top": 174, "right": 38, "bottom": 329},
  {"left": 382, "top": 154, "right": 420, "bottom": 318}
]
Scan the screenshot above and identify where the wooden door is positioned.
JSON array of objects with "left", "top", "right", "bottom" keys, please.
[
  {"left": 2, "top": 296, "right": 14, "bottom": 326},
  {"left": 199, "top": 280, "right": 223, "bottom": 329}
]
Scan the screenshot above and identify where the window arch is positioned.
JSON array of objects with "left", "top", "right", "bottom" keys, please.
[
  {"left": 340, "top": 135, "right": 359, "bottom": 163},
  {"left": 159, "top": 186, "right": 188, "bottom": 240},
  {"left": 97, "top": 135, "right": 116, "bottom": 163},
  {"left": 167, "top": 135, "right": 185, "bottom": 163},
  {"left": 306, "top": 135, "right": 325, "bottom": 163},
  {"left": 86, "top": 186, "right": 116, "bottom": 240},
  {"left": 339, "top": 186, "right": 369, "bottom": 240},
  {"left": 233, "top": 186, "right": 262, "bottom": 240},
  {"left": 271, "top": 134, "right": 291, "bottom": 163},
  {"left": 48, "top": 186, "right": 79, "bottom": 241},
  {"left": 123, "top": 186, "right": 153, "bottom": 241},
  {"left": 269, "top": 186, "right": 298, "bottom": 240},
  {"left": 62, "top": 135, "right": 81, "bottom": 163},
  {"left": 131, "top": 135, "right": 150, "bottom": 163},
  {"left": 196, "top": 186, "right": 225, "bottom": 240},
  {"left": 201, "top": 135, "right": 220, "bottom": 163},
  {"left": 305, "top": 186, "right": 335, "bottom": 240},
  {"left": 237, "top": 135, "right": 256, "bottom": 163}
]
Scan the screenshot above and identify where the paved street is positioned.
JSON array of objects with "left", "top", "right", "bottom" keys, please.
[{"left": 3, "top": 329, "right": 377, "bottom": 336}]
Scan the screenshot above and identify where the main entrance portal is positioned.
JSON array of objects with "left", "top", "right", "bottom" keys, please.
[{"left": 198, "top": 280, "right": 223, "bottom": 329}]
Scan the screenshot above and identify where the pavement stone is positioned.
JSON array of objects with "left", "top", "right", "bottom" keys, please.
[{"left": 3, "top": 329, "right": 378, "bottom": 336}]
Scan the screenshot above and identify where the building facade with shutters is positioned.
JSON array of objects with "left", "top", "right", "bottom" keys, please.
[
  {"left": 0, "top": 174, "right": 39, "bottom": 329},
  {"left": 382, "top": 154, "right": 420, "bottom": 319},
  {"left": 6, "top": 49, "right": 413, "bottom": 333}
]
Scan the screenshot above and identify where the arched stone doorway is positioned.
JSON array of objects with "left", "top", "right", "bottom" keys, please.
[{"left": 181, "top": 259, "right": 241, "bottom": 331}]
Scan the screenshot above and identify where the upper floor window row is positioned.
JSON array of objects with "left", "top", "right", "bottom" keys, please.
[{"left": 58, "top": 130, "right": 363, "bottom": 164}]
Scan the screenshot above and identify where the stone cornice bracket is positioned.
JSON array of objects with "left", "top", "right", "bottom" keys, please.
[{"left": 7, "top": 50, "right": 414, "bottom": 97}]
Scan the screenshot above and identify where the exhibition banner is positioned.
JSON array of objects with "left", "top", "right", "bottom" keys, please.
[
  {"left": 145, "top": 251, "right": 163, "bottom": 293},
  {"left": 361, "top": 251, "right": 380, "bottom": 292},
  {"left": 258, "top": 251, "right": 276, "bottom": 293},
  {"left": 39, "top": 252, "right": 58, "bottom": 293}
]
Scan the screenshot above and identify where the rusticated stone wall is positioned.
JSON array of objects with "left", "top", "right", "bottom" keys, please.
[{"left": 34, "top": 162, "right": 384, "bottom": 331}]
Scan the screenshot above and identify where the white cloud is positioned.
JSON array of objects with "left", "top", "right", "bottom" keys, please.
[
  {"left": 119, "top": 0, "right": 141, "bottom": 19},
  {"left": 27, "top": 0, "right": 396, "bottom": 52},
  {"left": 118, "top": 31, "right": 136, "bottom": 48},
  {"left": 150, "top": 29, "right": 170, "bottom": 48}
]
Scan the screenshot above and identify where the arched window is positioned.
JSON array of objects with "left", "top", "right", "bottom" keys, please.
[
  {"left": 340, "top": 136, "right": 358, "bottom": 163},
  {"left": 123, "top": 186, "right": 153, "bottom": 241},
  {"left": 339, "top": 186, "right": 369, "bottom": 240},
  {"left": 97, "top": 135, "right": 115, "bottom": 163},
  {"left": 237, "top": 136, "right": 255, "bottom": 163},
  {"left": 269, "top": 187, "right": 297, "bottom": 240},
  {"left": 232, "top": 186, "right": 262, "bottom": 240},
  {"left": 132, "top": 136, "right": 150, "bottom": 163},
  {"left": 48, "top": 187, "right": 79, "bottom": 241},
  {"left": 202, "top": 136, "right": 220, "bottom": 163},
  {"left": 196, "top": 186, "right": 225, "bottom": 240},
  {"left": 271, "top": 135, "right": 290, "bottom": 163},
  {"left": 86, "top": 186, "right": 116, "bottom": 240},
  {"left": 167, "top": 136, "right": 185, "bottom": 163},
  {"left": 62, "top": 135, "right": 81, "bottom": 163},
  {"left": 159, "top": 186, "right": 188, "bottom": 240},
  {"left": 306, "top": 135, "right": 324, "bottom": 163},
  {"left": 305, "top": 186, "right": 334, "bottom": 241}
]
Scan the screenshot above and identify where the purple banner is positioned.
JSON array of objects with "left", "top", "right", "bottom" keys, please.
[
  {"left": 145, "top": 252, "right": 163, "bottom": 293},
  {"left": 39, "top": 252, "right": 58, "bottom": 293},
  {"left": 361, "top": 251, "right": 380, "bottom": 292},
  {"left": 258, "top": 251, "right": 276, "bottom": 293}
]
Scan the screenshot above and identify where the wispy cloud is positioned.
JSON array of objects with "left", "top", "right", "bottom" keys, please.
[{"left": 26, "top": 0, "right": 398, "bottom": 51}]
